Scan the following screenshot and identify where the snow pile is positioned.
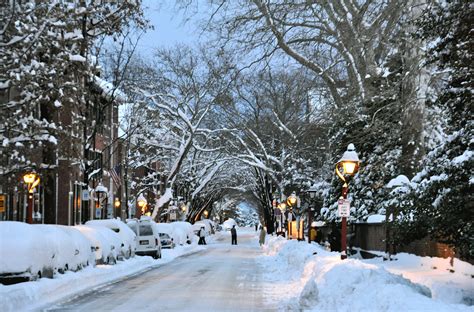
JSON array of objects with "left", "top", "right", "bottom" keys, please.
[
  {"left": 367, "top": 253, "right": 474, "bottom": 306},
  {"left": 259, "top": 236, "right": 473, "bottom": 311}
]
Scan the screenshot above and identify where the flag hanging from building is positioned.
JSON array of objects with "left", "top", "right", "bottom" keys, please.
[{"left": 110, "top": 165, "right": 122, "bottom": 187}]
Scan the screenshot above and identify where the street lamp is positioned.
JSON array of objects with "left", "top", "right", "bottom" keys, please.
[
  {"left": 335, "top": 143, "right": 360, "bottom": 260},
  {"left": 286, "top": 192, "right": 297, "bottom": 207},
  {"left": 95, "top": 183, "right": 108, "bottom": 220},
  {"left": 307, "top": 185, "right": 318, "bottom": 244},
  {"left": 203, "top": 210, "right": 209, "bottom": 218},
  {"left": 137, "top": 193, "right": 147, "bottom": 216},
  {"left": 23, "top": 172, "right": 39, "bottom": 224}
]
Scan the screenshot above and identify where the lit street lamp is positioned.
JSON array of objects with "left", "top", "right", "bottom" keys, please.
[
  {"left": 137, "top": 193, "right": 147, "bottom": 216},
  {"left": 335, "top": 143, "right": 360, "bottom": 260},
  {"left": 23, "top": 172, "right": 39, "bottom": 224},
  {"left": 203, "top": 210, "right": 209, "bottom": 218},
  {"left": 307, "top": 185, "right": 318, "bottom": 244},
  {"left": 286, "top": 192, "right": 298, "bottom": 239},
  {"left": 95, "top": 183, "right": 108, "bottom": 219}
]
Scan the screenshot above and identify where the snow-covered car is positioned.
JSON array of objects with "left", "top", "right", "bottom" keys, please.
[
  {"left": 0, "top": 221, "right": 56, "bottom": 283},
  {"left": 86, "top": 219, "right": 136, "bottom": 259},
  {"left": 159, "top": 233, "right": 174, "bottom": 249},
  {"left": 222, "top": 218, "right": 238, "bottom": 231},
  {"left": 75, "top": 225, "right": 121, "bottom": 264},
  {"left": 197, "top": 219, "right": 216, "bottom": 234},
  {"left": 153, "top": 222, "right": 178, "bottom": 246},
  {"left": 127, "top": 219, "right": 162, "bottom": 259},
  {"left": 170, "top": 221, "right": 195, "bottom": 245},
  {"left": 34, "top": 224, "right": 93, "bottom": 273}
]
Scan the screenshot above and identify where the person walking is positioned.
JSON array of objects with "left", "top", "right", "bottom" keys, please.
[
  {"left": 198, "top": 226, "right": 207, "bottom": 245},
  {"left": 231, "top": 225, "right": 237, "bottom": 245},
  {"left": 259, "top": 226, "right": 266, "bottom": 246}
]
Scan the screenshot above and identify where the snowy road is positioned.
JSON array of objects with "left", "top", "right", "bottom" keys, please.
[{"left": 46, "top": 229, "right": 274, "bottom": 311}]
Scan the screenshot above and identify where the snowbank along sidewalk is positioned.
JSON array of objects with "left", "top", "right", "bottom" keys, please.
[{"left": 257, "top": 235, "right": 473, "bottom": 312}]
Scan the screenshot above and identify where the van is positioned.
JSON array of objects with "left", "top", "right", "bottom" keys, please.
[{"left": 127, "top": 220, "right": 162, "bottom": 259}]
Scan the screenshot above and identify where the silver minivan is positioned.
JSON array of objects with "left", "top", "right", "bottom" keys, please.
[{"left": 127, "top": 220, "right": 162, "bottom": 259}]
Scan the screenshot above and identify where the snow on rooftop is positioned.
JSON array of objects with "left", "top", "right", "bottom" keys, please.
[
  {"left": 366, "top": 214, "right": 386, "bottom": 223},
  {"left": 93, "top": 76, "right": 126, "bottom": 102}
]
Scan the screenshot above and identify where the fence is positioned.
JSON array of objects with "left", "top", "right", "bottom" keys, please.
[{"left": 316, "top": 222, "right": 467, "bottom": 263}]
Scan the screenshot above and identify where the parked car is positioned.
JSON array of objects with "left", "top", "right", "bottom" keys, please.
[
  {"left": 170, "top": 221, "right": 195, "bottom": 245},
  {"left": 34, "top": 224, "right": 93, "bottom": 274},
  {"left": 75, "top": 225, "right": 121, "bottom": 265},
  {"left": 85, "top": 219, "right": 136, "bottom": 259},
  {"left": 127, "top": 219, "right": 162, "bottom": 259},
  {"left": 159, "top": 233, "right": 174, "bottom": 249},
  {"left": 0, "top": 222, "right": 55, "bottom": 283},
  {"left": 222, "top": 218, "right": 238, "bottom": 231}
]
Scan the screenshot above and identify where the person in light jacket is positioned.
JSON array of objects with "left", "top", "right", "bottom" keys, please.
[
  {"left": 198, "top": 226, "right": 207, "bottom": 245},
  {"left": 259, "top": 226, "right": 266, "bottom": 246}
]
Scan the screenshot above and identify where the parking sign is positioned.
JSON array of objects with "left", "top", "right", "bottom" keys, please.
[{"left": 338, "top": 199, "right": 350, "bottom": 217}]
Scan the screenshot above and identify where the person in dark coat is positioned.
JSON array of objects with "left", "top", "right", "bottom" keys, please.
[
  {"left": 329, "top": 223, "right": 341, "bottom": 252},
  {"left": 231, "top": 225, "right": 237, "bottom": 245},
  {"left": 259, "top": 226, "right": 266, "bottom": 246}
]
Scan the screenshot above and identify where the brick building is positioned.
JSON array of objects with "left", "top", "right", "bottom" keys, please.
[{"left": 0, "top": 76, "right": 122, "bottom": 225}]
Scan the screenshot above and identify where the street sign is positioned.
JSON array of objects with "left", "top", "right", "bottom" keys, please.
[
  {"left": 0, "top": 194, "right": 5, "bottom": 213},
  {"left": 338, "top": 198, "right": 350, "bottom": 217},
  {"left": 82, "top": 190, "right": 90, "bottom": 201},
  {"left": 170, "top": 212, "right": 177, "bottom": 221}
]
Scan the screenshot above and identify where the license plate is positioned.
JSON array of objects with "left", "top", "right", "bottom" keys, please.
[{"left": 139, "top": 240, "right": 149, "bottom": 245}]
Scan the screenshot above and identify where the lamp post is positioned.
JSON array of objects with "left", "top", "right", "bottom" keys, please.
[
  {"left": 286, "top": 192, "right": 297, "bottom": 239},
  {"left": 277, "top": 202, "right": 286, "bottom": 236},
  {"left": 308, "top": 185, "right": 318, "bottom": 244},
  {"left": 114, "top": 198, "right": 120, "bottom": 218},
  {"left": 95, "top": 183, "right": 108, "bottom": 220},
  {"left": 335, "top": 143, "right": 360, "bottom": 260},
  {"left": 23, "top": 172, "right": 39, "bottom": 224},
  {"left": 137, "top": 193, "right": 147, "bottom": 217},
  {"left": 203, "top": 210, "right": 209, "bottom": 219}
]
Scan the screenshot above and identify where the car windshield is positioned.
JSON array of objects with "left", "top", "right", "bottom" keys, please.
[
  {"left": 128, "top": 223, "right": 138, "bottom": 235},
  {"left": 159, "top": 233, "right": 169, "bottom": 239},
  {"left": 139, "top": 224, "right": 153, "bottom": 236}
]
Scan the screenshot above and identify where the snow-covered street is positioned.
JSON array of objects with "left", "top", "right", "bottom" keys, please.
[
  {"left": 45, "top": 228, "right": 273, "bottom": 311},
  {"left": 2, "top": 227, "right": 472, "bottom": 311}
]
